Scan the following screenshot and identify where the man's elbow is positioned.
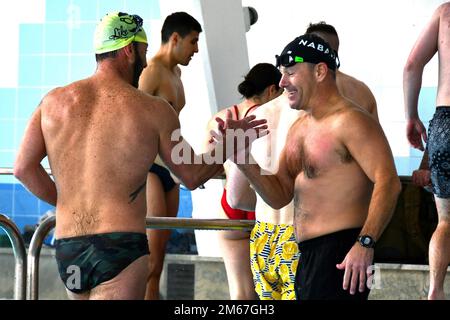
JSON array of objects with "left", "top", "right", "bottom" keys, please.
[
  {"left": 403, "top": 59, "right": 423, "bottom": 78},
  {"left": 179, "top": 174, "right": 203, "bottom": 191},
  {"left": 389, "top": 175, "right": 402, "bottom": 199},
  {"left": 13, "top": 161, "right": 29, "bottom": 182},
  {"left": 392, "top": 177, "right": 402, "bottom": 197}
]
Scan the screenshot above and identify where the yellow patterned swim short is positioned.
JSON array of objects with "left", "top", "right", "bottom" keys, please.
[{"left": 250, "top": 221, "right": 300, "bottom": 300}]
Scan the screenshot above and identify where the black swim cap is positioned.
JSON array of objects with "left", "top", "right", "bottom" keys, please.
[{"left": 276, "top": 33, "right": 337, "bottom": 71}]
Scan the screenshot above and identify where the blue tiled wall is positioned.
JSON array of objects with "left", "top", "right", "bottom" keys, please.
[{"left": 1, "top": 0, "right": 165, "bottom": 235}]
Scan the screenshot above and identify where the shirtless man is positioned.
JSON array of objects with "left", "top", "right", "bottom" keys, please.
[
  {"left": 137, "top": 12, "right": 202, "bottom": 300},
  {"left": 227, "top": 23, "right": 380, "bottom": 300},
  {"left": 403, "top": 2, "right": 450, "bottom": 300},
  {"left": 230, "top": 33, "right": 401, "bottom": 300},
  {"left": 13, "top": 12, "right": 266, "bottom": 300}
]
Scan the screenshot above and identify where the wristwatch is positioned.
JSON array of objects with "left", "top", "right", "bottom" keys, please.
[{"left": 357, "top": 235, "right": 376, "bottom": 248}]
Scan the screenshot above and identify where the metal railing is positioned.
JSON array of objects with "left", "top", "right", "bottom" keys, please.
[
  {"left": 27, "top": 214, "right": 254, "bottom": 300},
  {"left": 0, "top": 213, "right": 27, "bottom": 300},
  {"left": 0, "top": 168, "right": 52, "bottom": 176}
]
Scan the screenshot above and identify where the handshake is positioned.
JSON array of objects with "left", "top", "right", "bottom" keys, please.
[{"left": 210, "top": 109, "right": 269, "bottom": 164}]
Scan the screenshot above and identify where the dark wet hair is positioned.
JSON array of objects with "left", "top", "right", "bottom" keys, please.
[
  {"left": 96, "top": 49, "right": 118, "bottom": 62},
  {"left": 305, "top": 21, "right": 339, "bottom": 49},
  {"left": 305, "top": 22, "right": 340, "bottom": 68},
  {"left": 237, "top": 63, "right": 281, "bottom": 98},
  {"left": 306, "top": 21, "right": 338, "bottom": 38},
  {"left": 161, "top": 12, "right": 202, "bottom": 43}
]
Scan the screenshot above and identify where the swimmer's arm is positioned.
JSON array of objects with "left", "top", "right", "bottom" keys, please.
[
  {"left": 199, "top": 115, "right": 226, "bottom": 175},
  {"left": 226, "top": 163, "right": 256, "bottom": 211},
  {"left": 343, "top": 112, "right": 402, "bottom": 241},
  {"left": 403, "top": 7, "right": 440, "bottom": 120},
  {"left": 365, "top": 85, "right": 379, "bottom": 122},
  {"left": 157, "top": 101, "right": 224, "bottom": 190},
  {"left": 202, "top": 115, "right": 223, "bottom": 153},
  {"left": 236, "top": 149, "right": 294, "bottom": 210},
  {"left": 370, "top": 102, "right": 378, "bottom": 123},
  {"left": 14, "top": 107, "right": 57, "bottom": 206},
  {"left": 159, "top": 106, "right": 268, "bottom": 190},
  {"left": 337, "top": 112, "right": 401, "bottom": 293}
]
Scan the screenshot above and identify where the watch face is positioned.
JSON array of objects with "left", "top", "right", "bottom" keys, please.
[{"left": 359, "top": 235, "right": 374, "bottom": 248}]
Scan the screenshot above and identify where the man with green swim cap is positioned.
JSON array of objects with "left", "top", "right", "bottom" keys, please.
[{"left": 14, "top": 11, "right": 268, "bottom": 300}]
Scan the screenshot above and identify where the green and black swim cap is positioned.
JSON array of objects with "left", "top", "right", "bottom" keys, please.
[
  {"left": 276, "top": 33, "right": 337, "bottom": 71},
  {"left": 94, "top": 11, "right": 147, "bottom": 54}
]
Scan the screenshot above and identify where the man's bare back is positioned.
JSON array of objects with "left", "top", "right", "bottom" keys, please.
[
  {"left": 42, "top": 75, "right": 164, "bottom": 238},
  {"left": 337, "top": 71, "right": 378, "bottom": 120}
]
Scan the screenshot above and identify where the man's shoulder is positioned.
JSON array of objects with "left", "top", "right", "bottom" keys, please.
[
  {"left": 333, "top": 101, "right": 378, "bottom": 132},
  {"left": 337, "top": 71, "right": 376, "bottom": 109},
  {"left": 147, "top": 55, "right": 176, "bottom": 73},
  {"left": 137, "top": 90, "right": 172, "bottom": 109},
  {"left": 41, "top": 79, "right": 89, "bottom": 105},
  {"left": 338, "top": 71, "right": 371, "bottom": 92},
  {"left": 437, "top": 2, "right": 450, "bottom": 14},
  {"left": 142, "top": 58, "right": 167, "bottom": 78}
]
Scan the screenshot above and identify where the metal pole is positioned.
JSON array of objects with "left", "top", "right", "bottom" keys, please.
[
  {"left": 146, "top": 217, "right": 254, "bottom": 230},
  {"left": 0, "top": 168, "right": 52, "bottom": 175},
  {"left": 0, "top": 213, "right": 27, "bottom": 300},
  {"left": 27, "top": 214, "right": 55, "bottom": 300}
]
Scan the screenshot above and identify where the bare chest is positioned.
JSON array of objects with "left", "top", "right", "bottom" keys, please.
[
  {"left": 286, "top": 127, "right": 352, "bottom": 179},
  {"left": 158, "top": 74, "right": 186, "bottom": 113}
]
